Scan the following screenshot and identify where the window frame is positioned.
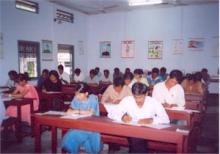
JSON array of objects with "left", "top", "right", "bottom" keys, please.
[
  {"left": 17, "top": 40, "right": 41, "bottom": 79},
  {"left": 15, "top": 0, "right": 39, "bottom": 14}
]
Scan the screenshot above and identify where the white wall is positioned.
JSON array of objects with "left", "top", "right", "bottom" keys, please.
[
  {"left": 87, "top": 4, "right": 219, "bottom": 75},
  {"left": 0, "top": 0, "right": 88, "bottom": 85}
]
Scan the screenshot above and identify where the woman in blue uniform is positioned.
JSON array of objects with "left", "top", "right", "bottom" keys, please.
[{"left": 61, "top": 83, "right": 102, "bottom": 154}]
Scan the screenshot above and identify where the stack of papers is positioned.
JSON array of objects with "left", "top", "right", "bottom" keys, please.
[
  {"left": 61, "top": 113, "right": 92, "bottom": 119},
  {"left": 113, "top": 120, "right": 171, "bottom": 129},
  {"left": 41, "top": 111, "right": 66, "bottom": 116},
  {"left": 176, "top": 128, "right": 189, "bottom": 134}
]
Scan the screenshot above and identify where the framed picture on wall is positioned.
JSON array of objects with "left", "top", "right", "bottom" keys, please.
[
  {"left": 100, "top": 41, "right": 111, "bottom": 58},
  {"left": 121, "top": 40, "right": 135, "bottom": 58},
  {"left": 42, "top": 40, "right": 53, "bottom": 61},
  {"left": 148, "top": 40, "right": 163, "bottom": 59},
  {"left": 188, "top": 38, "right": 205, "bottom": 51},
  {"left": 172, "top": 39, "right": 184, "bottom": 54}
]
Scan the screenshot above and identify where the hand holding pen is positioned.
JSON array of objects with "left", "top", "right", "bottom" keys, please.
[{"left": 122, "top": 112, "right": 132, "bottom": 123}]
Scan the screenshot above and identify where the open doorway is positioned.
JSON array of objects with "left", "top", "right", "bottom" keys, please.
[{"left": 57, "top": 44, "right": 74, "bottom": 81}]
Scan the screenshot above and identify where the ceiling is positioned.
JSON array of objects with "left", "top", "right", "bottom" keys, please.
[{"left": 49, "top": 0, "right": 219, "bottom": 15}]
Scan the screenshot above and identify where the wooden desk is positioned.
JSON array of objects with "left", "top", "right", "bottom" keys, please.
[
  {"left": 33, "top": 114, "right": 189, "bottom": 153},
  {"left": 39, "top": 92, "right": 64, "bottom": 111},
  {"left": 4, "top": 98, "right": 34, "bottom": 141},
  {"left": 165, "top": 108, "right": 199, "bottom": 128},
  {"left": 99, "top": 103, "right": 198, "bottom": 128}
]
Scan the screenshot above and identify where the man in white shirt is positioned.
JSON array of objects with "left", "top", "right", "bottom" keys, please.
[
  {"left": 85, "top": 69, "right": 99, "bottom": 84},
  {"left": 58, "top": 64, "right": 70, "bottom": 84},
  {"left": 73, "top": 68, "right": 85, "bottom": 83},
  {"left": 129, "top": 69, "right": 149, "bottom": 88},
  {"left": 152, "top": 69, "right": 185, "bottom": 108},
  {"left": 108, "top": 82, "right": 169, "bottom": 153}
]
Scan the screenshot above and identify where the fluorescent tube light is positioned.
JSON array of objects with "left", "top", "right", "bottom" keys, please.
[{"left": 129, "top": 0, "right": 163, "bottom": 6}]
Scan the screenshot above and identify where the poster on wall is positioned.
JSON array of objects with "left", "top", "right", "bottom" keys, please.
[
  {"left": 211, "top": 36, "right": 219, "bottom": 57},
  {"left": 100, "top": 41, "right": 111, "bottom": 58},
  {"left": 78, "top": 41, "right": 84, "bottom": 55},
  {"left": 121, "top": 40, "right": 135, "bottom": 58},
  {"left": 0, "top": 33, "right": 3, "bottom": 59},
  {"left": 188, "top": 38, "right": 205, "bottom": 51},
  {"left": 148, "top": 40, "right": 163, "bottom": 59},
  {"left": 42, "top": 40, "right": 53, "bottom": 61},
  {"left": 172, "top": 39, "right": 184, "bottom": 54}
]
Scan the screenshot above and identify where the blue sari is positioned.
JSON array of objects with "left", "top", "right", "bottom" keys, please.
[{"left": 61, "top": 95, "right": 102, "bottom": 154}]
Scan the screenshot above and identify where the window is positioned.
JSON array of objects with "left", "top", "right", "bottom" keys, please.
[
  {"left": 18, "top": 41, "right": 40, "bottom": 78},
  {"left": 16, "top": 0, "right": 39, "bottom": 13},
  {"left": 54, "top": 9, "right": 74, "bottom": 24}
]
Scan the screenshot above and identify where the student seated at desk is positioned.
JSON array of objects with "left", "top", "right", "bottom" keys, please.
[
  {"left": 37, "top": 69, "right": 49, "bottom": 91},
  {"left": 6, "top": 73, "right": 39, "bottom": 125},
  {"left": 5, "top": 70, "right": 18, "bottom": 91},
  {"left": 61, "top": 83, "right": 101, "bottom": 154},
  {"left": 73, "top": 68, "right": 85, "bottom": 83},
  {"left": 147, "top": 67, "right": 162, "bottom": 88},
  {"left": 108, "top": 82, "right": 170, "bottom": 153},
  {"left": 123, "top": 72, "right": 134, "bottom": 86},
  {"left": 43, "top": 70, "right": 62, "bottom": 92},
  {"left": 58, "top": 64, "right": 70, "bottom": 85},
  {"left": 152, "top": 69, "right": 185, "bottom": 108},
  {"left": 99, "top": 69, "right": 112, "bottom": 84},
  {"left": 101, "top": 77, "right": 132, "bottom": 104},
  {"left": 129, "top": 68, "right": 149, "bottom": 88},
  {"left": 85, "top": 69, "right": 99, "bottom": 84},
  {"left": 181, "top": 72, "right": 205, "bottom": 95}
]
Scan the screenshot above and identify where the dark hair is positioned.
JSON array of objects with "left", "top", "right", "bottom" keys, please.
[
  {"left": 134, "top": 69, "right": 143, "bottom": 75},
  {"left": 194, "top": 72, "right": 202, "bottom": 81},
  {"left": 169, "top": 70, "right": 183, "bottom": 83},
  {"left": 58, "top": 64, "right": 64, "bottom": 70},
  {"left": 104, "top": 69, "right": 109, "bottom": 74},
  {"left": 125, "top": 68, "right": 131, "bottom": 73},
  {"left": 160, "top": 67, "right": 167, "bottom": 73},
  {"left": 114, "top": 67, "right": 120, "bottom": 73},
  {"left": 113, "top": 77, "right": 124, "bottom": 87},
  {"left": 123, "top": 72, "right": 134, "bottom": 81},
  {"left": 17, "top": 73, "right": 29, "bottom": 82},
  {"left": 74, "top": 68, "right": 81, "bottom": 74},
  {"left": 186, "top": 73, "right": 193, "bottom": 80},
  {"left": 90, "top": 69, "right": 96, "bottom": 75},
  {"left": 8, "top": 70, "right": 18, "bottom": 76},
  {"left": 201, "top": 68, "right": 208, "bottom": 73},
  {"left": 24, "top": 72, "right": 30, "bottom": 81},
  {"left": 76, "top": 83, "right": 90, "bottom": 94},
  {"left": 42, "top": 69, "right": 49, "bottom": 74},
  {"left": 95, "top": 67, "right": 100, "bottom": 71},
  {"left": 152, "top": 67, "right": 159, "bottom": 74},
  {"left": 49, "top": 70, "right": 59, "bottom": 79},
  {"left": 132, "top": 82, "right": 148, "bottom": 95}
]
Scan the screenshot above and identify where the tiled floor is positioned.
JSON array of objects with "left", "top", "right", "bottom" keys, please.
[{"left": 1, "top": 94, "right": 219, "bottom": 153}]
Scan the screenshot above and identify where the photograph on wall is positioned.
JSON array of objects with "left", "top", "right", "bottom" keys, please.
[
  {"left": 211, "top": 36, "right": 219, "bottom": 57},
  {"left": 42, "top": 40, "right": 53, "bottom": 61},
  {"left": 121, "top": 40, "right": 135, "bottom": 58},
  {"left": 100, "top": 41, "right": 111, "bottom": 58},
  {"left": 78, "top": 41, "right": 84, "bottom": 55},
  {"left": 188, "top": 38, "right": 205, "bottom": 51},
  {"left": 172, "top": 39, "right": 184, "bottom": 54},
  {"left": 148, "top": 40, "right": 163, "bottom": 59},
  {"left": 0, "top": 33, "right": 3, "bottom": 59}
]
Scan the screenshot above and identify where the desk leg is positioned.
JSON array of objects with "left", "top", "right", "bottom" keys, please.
[
  {"left": 35, "top": 123, "right": 41, "bottom": 153},
  {"left": 51, "top": 126, "right": 57, "bottom": 153},
  {"left": 177, "top": 136, "right": 185, "bottom": 154},
  {"left": 17, "top": 105, "right": 22, "bottom": 142}
]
